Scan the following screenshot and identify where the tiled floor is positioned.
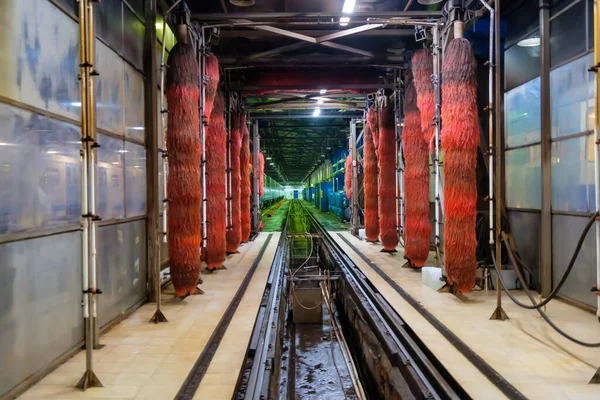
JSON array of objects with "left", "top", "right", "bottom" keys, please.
[
  {"left": 17, "top": 232, "right": 280, "bottom": 400},
  {"left": 333, "top": 231, "right": 600, "bottom": 400}
]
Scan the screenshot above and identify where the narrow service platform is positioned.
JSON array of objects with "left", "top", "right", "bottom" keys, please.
[
  {"left": 17, "top": 233, "right": 280, "bottom": 400},
  {"left": 332, "top": 232, "right": 600, "bottom": 400}
]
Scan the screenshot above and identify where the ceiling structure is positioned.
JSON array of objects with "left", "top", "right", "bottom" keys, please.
[{"left": 183, "top": 0, "right": 446, "bottom": 185}]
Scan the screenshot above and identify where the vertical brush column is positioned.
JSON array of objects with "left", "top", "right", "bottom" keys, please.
[
  {"left": 441, "top": 38, "right": 479, "bottom": 293},
  {"left": 413, "top": 49, "right": 436, "bottom": 151},
  {"left": 379, "top": 102, "right": 399, "bottom": 252},
  {"left": 241, "top": 115, "right": 251, "bottom": 242},
  {"left": 206, "top": 93, "right": 227, "bottom": 270},
  {"left": 226, "top": 110, "right": 242, "bottom": 253},
  {"left": 166, "top": 43, "right": 201, "bottom": 296},
  {"left": 345, "top": 155, "right": 352, "bottom": 200},
  {"left": 350, "top": 120, "right": 359, "bottom": 234},
  {"left": 403, "top": 78, "right": 431, "bottom": 266},
  {"left": 258, "top": 152, "right": 265, "bottom": 198},
  {"left": 364, "top": 110, "right": 380, "bottom": 242}
]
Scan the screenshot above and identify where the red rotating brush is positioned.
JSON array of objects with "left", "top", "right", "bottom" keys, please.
[
  {"left": 367, "top": 104, "right": 379, "bottom": 151},
  {"left": 345, "top": 155, "right": 352, "bottom": 200},
  {"left": 403, "top": 76, "right": 431, "bottom": 267},
  {"left": 258, "top": 152, "right": 265, "bottom": 198},
  {"left": 204, "top": 54, "right": 219, "bottom": 119},
  {"left": 378, "top": 101, "right": 398, "bottom": 252},
  {"left": 226, "top": 110, "right": 243, "bottom": 253},
  {"left": 364, "top": 114, "right": 379, "bottom": 243},
  {"left": 205, "top": 92, "right": 227, "bottom": 271},
  {"left": 412, "top": 49, "right": 436, "bottom": 151},
  {"left": 441, "top": 38, "right": 479, "bottom": 293},
  {"left": 166, "top": 43, "right": 202, "bottom": 296},
  {"left": 240, "top": 115, "right": 251, "bottom": 242}
]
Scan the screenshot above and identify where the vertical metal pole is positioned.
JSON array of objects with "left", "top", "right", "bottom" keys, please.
[
  {"left": 226, "top": 94, "right": 232, "bottom": 232},
  {"left": 540, "top": 0, "right": 553, "bottom": 297},
  {"left": 350, "top": 119, "right": 359, "bottom": 235},
  {"left": 200, "top": 30, "right": 208, "bottom": 249},
  {"left": 432, "top": 25, "right": 443, "bottom": 268},
  {"left": 252, "top": 120, "right": 261, "bottom": 233},
  {"left": 147, "top": 0, "right": 167, "bottom": 323},
  {"left": 495, "top": 0, "right": 505, "bottom": 313},
  {"left": 77, "top": 0, "right": 102, "bottom": 389},
  {"left": 592, "top": 0, "right": 600, "bottom": 321}
]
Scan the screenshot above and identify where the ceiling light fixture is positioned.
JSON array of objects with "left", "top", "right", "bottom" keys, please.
[
  {"left": 517, "top": 37, "right": 540, "bottom": 47},
  {"left": 266, "top": 156, "right": 272, "bottom": 160},
  {"left": 342, "top": 0, "right": 355, "bottom": 13},
  {"left": 317, "top": 99, "right": 324, "bottom": 105},
  {"left": 47, "top": 150, "right": 58, "bottom": 154},
  {"left": 313, "top": 108, "right": 321, "bottom": 117},
  {"left": 339, "top": 16, "right": 350, "bottom": 27},
  {"left": 71, "top": 102, "right": 82, "bottom": 107},
  {"left": 319, "top": 89, "right": 327, "bottom": 94}
]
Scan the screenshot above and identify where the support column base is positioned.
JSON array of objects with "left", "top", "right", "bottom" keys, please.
[
  {"left": 76, "top": 370, "right": 103, "bottom": 391},
  {"left": 149, "top": 309, "right": 168, "bottom": 324},
  {"left": 588, "top": 367, "right": 600, "bottom": 384},
  {"left": 489, "top": 306, "right": 509, "bottom": 320}
]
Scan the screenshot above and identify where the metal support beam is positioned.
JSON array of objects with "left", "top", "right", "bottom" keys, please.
[
  {"left": 219, "top": 29, "right": 414, "bottom": 39},
  {"left": 192, "top": 11, "right": 443, "bottom": 20},
  {"left": 249, "top": 113, "right": 363, "bottom": 120},
  {"left": 592, "top": 0, "right": 600, "bottom": 325},
  {"left": 233, "top": 84, "right": 393, "bottom": 91},
  {"left": 350, "top": 119, "right": 360, "bottom": 235},
  {"left": 432, "top": 26, "right": 444, "bottom": 269},
  {"left": 539, "top": 0, "right": 552, "bottom": 297},
  {"left": 252, "top": 121, "right": 261, "bottom": 233}
]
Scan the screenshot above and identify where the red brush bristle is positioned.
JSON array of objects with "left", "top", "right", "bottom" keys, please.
[
  {"left": 345, "top": 155, "right": 352, "bottom": 200},
  {"left": 378, "top": 102, "right": 398, "bottom": 252},
  {"left": 364, "top": 118, "right": 379, "bottom": 242},
  {"left": 441, "top": 38, "right": 479, "bottom": 293},
  {"left": 366, "top": 105, "right": 379, "bottom": 150},
  {"left": 166, "top": 43, "right": 201, "bottom": 296},
  {"left": 204, "top": 54, "right": 219, "bottom": 119},
  {"left": 258, "top": 152, "right": 265, "bottom": 198},
  {"left": 226, "top": 110, "right": 243, "bottom": 253},
  {"left": 403, "top": 78, "right": 431, "bottom": 266},
  {"left": 240, "top": 115, "right": 251, "bottom": 242},
  {"left": 412, "top": 49, "right": 436, "bottom": 150},
  {"left": 205, "top": 92, "right": 227, "bottom": 270}
]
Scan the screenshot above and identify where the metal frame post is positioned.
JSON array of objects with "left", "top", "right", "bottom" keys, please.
[
  {"left": 226, "top": 93, "right": 233, "bottom": 233},
  {"left": 350, "top": 119, "right": 359, "bottom": 235},
  {"left": 200, "top": 29, "right": 208, "bottom": 250},
  {"left": 148, "top": 0, "right": 167, "bottom": 323},
  {"left": 539, "top": 0, "right": 553, "bottom": 297},
  {"left": 394, "top": 68, "right": 405, "bottom": 239},
  {"left": 252, "top": 120, "right": 261, "bottom": 233},
  {"left": 431, "top": 25, "right": 444, "bottom": 269},
  {"left": 77, "top": 0, "right": 102, "bottom": 389},
  {"left": 592, "top": 0, "right": 600, "bottom": 321}
]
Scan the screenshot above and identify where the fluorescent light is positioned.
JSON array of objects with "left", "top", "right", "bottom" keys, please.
[
  {"left": 340, "top": 16, "right": 350, "bottom": 26},
  {"left": 71, "top": 102, "right": 82, "bottom": 107},
  {"left": 319, "top": 89, "right": 327, "bottom": 94},
  {"left": 270, "top": 163, "right": 275, "bottom": 166},
  {"left": 266, "top": 156, "right": 272, "bottom": 160},
  {"left": 342, "top": 0, "right": 355, "bottom": 13},
  {"left": 130, "top": 126, "right": 144, "bottom": 131},
  {"left": 118, "top": 149, "right": 128, "bottom": 153},
  {"left": 47, "top": 150, "right": 58, "bottom": 154},
  {"left": 0, "top": 142, "right": 14, "bottom": 146},
  {"left": 313, "top": 108, "right": 321, "bottom": 117},
  {"left": 112, "top": 161, "right": 120, "bottom": 165},
  {"left": 517, "top": 37, "right": 540, "bottom": 47},
  {"left": 317, "top": 99, "right": 324, "bottom": 105}
]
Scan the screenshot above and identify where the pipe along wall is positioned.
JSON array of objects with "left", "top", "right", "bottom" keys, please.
[
  {"left": 441, "top": 38, "right": 479, "bottom": 293},
  {"left": 166, "top": 43, "right": 202, "bottom": 296}
]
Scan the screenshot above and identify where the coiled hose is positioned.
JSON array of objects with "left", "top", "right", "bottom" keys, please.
[{"left": 490, "top": 212, "right": 600, "bottom": 347}]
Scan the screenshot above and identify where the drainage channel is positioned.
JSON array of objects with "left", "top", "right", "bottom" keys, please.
[{"left": 234, "top": 200, "right": 468, "bottom": 400}]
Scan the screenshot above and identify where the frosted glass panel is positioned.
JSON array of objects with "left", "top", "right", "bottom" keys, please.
[
  {"left": 550, "top": 53, "right": 594, "bottom": 138},
  {"left": 508, "top": 211, "right": 541, "bottom": 288},
  {"left": 96, "top": 41, "right": 124, "bottom": 135},
  {"left": 124, "top": 65, "right": 145, "bottom": 142},
  {"left": 551, "top": 135, "right": 595, "bottom": 212},
  {"left": 96, "top": 134, "right": 125, "bottom": 220},
  {"left": 0, "top": 0, "right": 80, "bottom": 121},
  {"left": 123, "top": 6, "right": 145, "bottom": 70},
  {"left": 0, "top": 103, "right": 81, "bottom": 235},
  {"left": 505, "top": 78, "right": 541, "bottom": 148},
  {"left": 125, "top": 142, "right": 147, "bottom": 216},
  {"left": 552, "top": 214, "right": 597, "bottom": 308},
  {"left": 0, "top": 231, "right": 83, "bottom": 397},
  {"left": 505, "top": 146, "right": 541, "bottom": 209}
]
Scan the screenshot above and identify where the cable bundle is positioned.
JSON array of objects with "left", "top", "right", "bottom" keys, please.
[
  {"left": 364, "top": 114, "right": 379, "bottom": 243},
  {"left": 204, "top": 54, "right": 219, "bottom": 120},
  {"left": 205, "top": 92, "right": 227, "bottom": 271},
  {"left": 403, "top": 77, "right": 431, "bottom": 266},
  {"left": 166, "top": 43, "right": 201, "bottom": 296},
  {"left": 378, "top": 101, "right": 398, "bottom": 252},
  {"left": 226, "top": 110, "right": 243, "bottom": 253},
  {"left": 258, "top": 151, "right": 265, "bottom": 197},
  {"left": 344, "top": 155, "right": 352, "bottom": 200},
  {"left": 441, "top": 39, "right": 479, "bottom": 293},
  {"left": 240, "top": 115, "right": 251, "bottom": 242},
  {"left": 412, "top": 49, "right": 436, "bottom": 150}
]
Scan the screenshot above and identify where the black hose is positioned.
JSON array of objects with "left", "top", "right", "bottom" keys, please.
[
  {"left": 500, "top": 210, "right": 599, "bottom": 310},
  {"left": 491, "top": 234, "right": 600, "bottom": 347}
]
